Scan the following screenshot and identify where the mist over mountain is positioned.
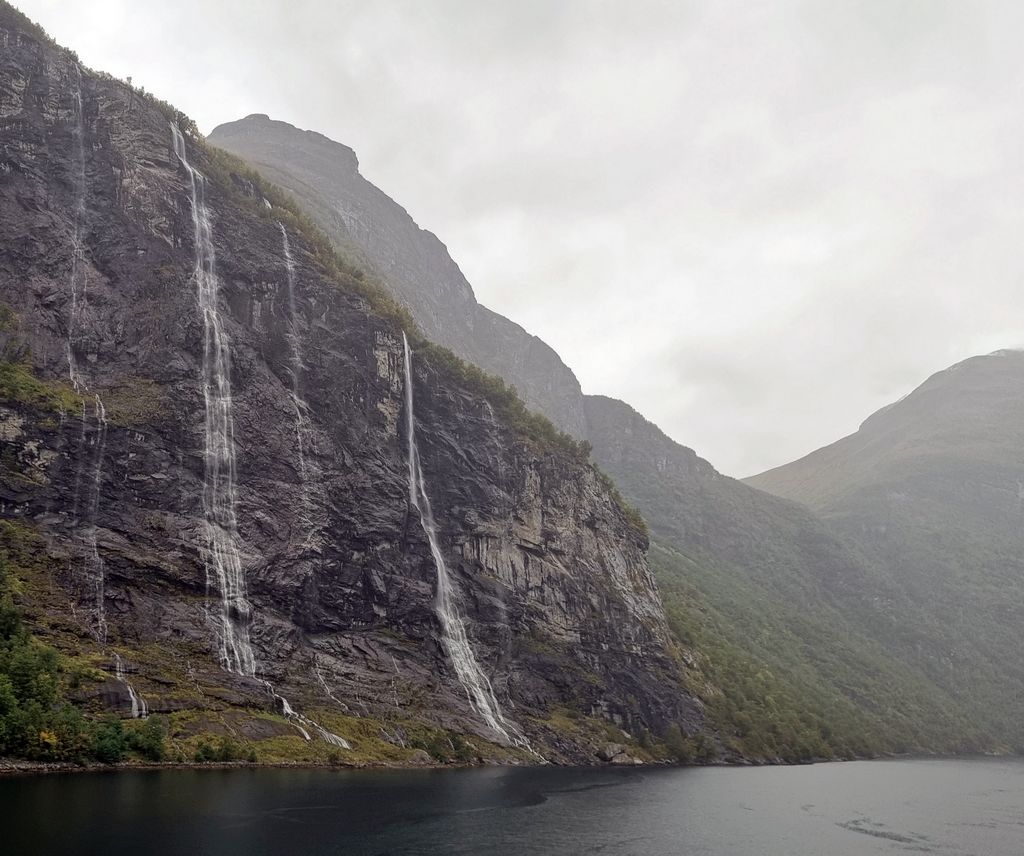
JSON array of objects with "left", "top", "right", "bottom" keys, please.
[
  {"left": 2, "top": 0, "right": 1023, "bottom": 783},
  {"left": 209, "top": 114, "right": 589, "bottom": 439},
  {"left": 748, "top": 350, "right": 1024, "bottom": 744},
  {"left": 212, "top": 112, "right": 1018, "bottom": 757}
]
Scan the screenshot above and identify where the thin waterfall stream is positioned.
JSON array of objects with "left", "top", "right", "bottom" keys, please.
[
  {"left": 402, "top": 333, "right": 526, "bottom": 747},
  {"left": 65, "top": 64, "right": 87, "bottom": 393},
  {"left": 171, "top": 126, "right": 347, "bottom": 747},
  {"left": 171, "top": 122, "right": 255, "bottom": 677},
  {"left": 279, "top": 223, "right": 319, "bottom": 542},
  {"left": 86, "top": 394, "right": 108, "bottom": 645},
  {"left": 113, "top": 654, "right": 148, "bottom": 719},
  {"left": 64, "top": 65, "right": 108, "bottom": 645},
  {"left": 262, "top": 680, "right": 351, "bottom": 749}
]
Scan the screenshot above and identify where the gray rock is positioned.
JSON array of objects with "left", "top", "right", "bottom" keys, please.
[
  {"left": 209, "top": 115, "right": 589, "bottom": 439},
  {"left": 0, "top": 6, "right": 703, "bottom": 764},
  {"left": 596, "top": 743, "right": 627, "bottom": 762}
]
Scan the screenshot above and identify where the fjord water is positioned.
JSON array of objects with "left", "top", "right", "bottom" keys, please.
[{"left": 6, "top": 760, "right": 1023, "bottom": 855}]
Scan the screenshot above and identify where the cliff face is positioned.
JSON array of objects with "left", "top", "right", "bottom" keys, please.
[
  {"left": 0, "top": 4, "right": 700, "bottom": 764},
  {"left": 206, "top": 113, "right": 994, "bottom": 757},
  {"left": 209, "top": 115, "right": 589, "bottom": 439}
]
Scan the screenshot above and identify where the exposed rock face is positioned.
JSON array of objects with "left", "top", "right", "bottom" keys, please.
[
  {"left": 202, "top": 115, "right": 883, "bottom": 606},
  {"left": 209, "top": 115, "right": 589, "bottom": 438},
  {"left": 206, "top": 112, "right": 986, "bottom": 753},
  {"left": 0, "top": 3, "right": 701, "bottom": 761}
]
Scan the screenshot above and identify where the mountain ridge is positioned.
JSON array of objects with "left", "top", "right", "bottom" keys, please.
[
  {"left": 210, "top": 112, "right": 1008, "bottom": 758},
  {"left": 0, "top": 1, "right": 703, "bottom": 768},
  {"left": 746, "top": 348, "right": 1024, "bottom": 747},
  {"left": 210, "top": 113, "right": 590, "bottom": 439}
]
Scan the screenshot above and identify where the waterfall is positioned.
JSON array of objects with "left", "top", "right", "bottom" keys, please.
[
  {"left": 171, "top": 128, "right": 349, "bottom": 750},
  {"left": 113, "top": 654, "right": 148, "bottom": 719},
  {"left": 65, "top": 64, "right": 87, "bottom": 393},
  {"left": 262, "top": 680, "right": 351, "bottom": 748},
  {"left": 63, "top": 72, "right": 108, "bottom": 643},
  {"left": 315, "top": 662, "right": 350, "bottom": 712},
  {"left": 278, "top": 224, "right": 316, "bottom": 536},
  {"left": 402, "top": 334, "right": 523, "bottom": 746},
  {"left": 86, "top": 394, "right": 108, "bottom": 644},
  {"left": 170, "top": 122, "right": 255, "bottom": 676}
]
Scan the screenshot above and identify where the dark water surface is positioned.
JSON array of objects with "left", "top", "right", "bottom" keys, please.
[{"left": 4, "top": 758, "right": 1023, "bottom": 855}]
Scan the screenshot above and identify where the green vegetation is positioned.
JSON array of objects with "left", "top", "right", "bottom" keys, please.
[
  {"left": 745, "top": 352, "right": 1024, "bottom": 753},
  {"left": 0, "top": 303, "right": 83, "bottom": 415},
  {"left": 661, "top": 723, "right": 717, "bottom": 764},
  {"left": 414, "top": 340, "right": 590, "bottom": 461},
  {"left": 583, "top": 392, "right": 1002, "bottom": 761},
  {"left": 0, "top": 2, "right": 63, "bottom": 49},
  {"left": 0, "top": 302, "right": 161, "bottom": 428},
  {"left": 0, "top": 360, "right": 82, "bottom": 414},
  {"left": 92, "top": 716, "right": 167, "bottom": 763},
  {"left": 192, "top": 736, "right": 254, "bottom": 764},
  {"left": 652, "top": 542, "right": 984, "bottom": 761},
  {"left": 0, "top": 522, "right": 168, "bottom": 764},
  {"left": 595, "top": 467, "right": 648, "bottom": 538}
]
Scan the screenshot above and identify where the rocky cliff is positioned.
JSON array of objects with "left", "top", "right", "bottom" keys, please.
[
  {"left": 0, "top": 3, "right": 702, "bottom": 765},
  {"left": 208, "top": 113, "right": 992, "bottom": 758},
  {"left": 209, "top": 115, "right": 589, "bottom": 439}
]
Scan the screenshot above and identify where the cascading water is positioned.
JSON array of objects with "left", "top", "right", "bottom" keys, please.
[
  {"left": 172, "top": 128, "right": 348, "bottom": 749},
  {"left": 63, "top": 67, "right": 108, "bottom": 644},
  {"left": 86, "top": 394, "right": 108, "bottom": 644},
  {"left": 402, "top": 334, "right": 524, "bottom": 746},
  {"left": 65, "top": 64, "right": 87, "bottom": 393},
  {"left": 261, "top": 679, "right": 351, "bottom": 748},
  {"left": 315, "top": 661, "right": 350, "bottom": 712},
  {"left": 278, "top": 224, "right": 318, "bottom": 537},
  {"left": 113, "top": 654, "right": 148, "bottom": 719},
  {"left": 171, "top": 122, "right": 255, "bottom": 677}
]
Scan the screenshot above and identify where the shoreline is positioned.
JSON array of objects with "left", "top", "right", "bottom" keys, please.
[{"left": 2, "top": 750, "right": 1012, "bottom": 779}]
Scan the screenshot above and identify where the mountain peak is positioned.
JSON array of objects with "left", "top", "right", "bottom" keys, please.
[
  {"left": 747, "top": 348, "right": 1024, "bottom": 508},
  {"left": 211, "top": 113, "right": 360, "bottom": 174}
]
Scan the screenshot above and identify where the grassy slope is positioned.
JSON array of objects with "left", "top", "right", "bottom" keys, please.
[
  {"left": 584, "top": 394, "right": 1003, "bottom": 759},
  {"left": 747, "top": 351, "right": 1024, "bottom": 749}
]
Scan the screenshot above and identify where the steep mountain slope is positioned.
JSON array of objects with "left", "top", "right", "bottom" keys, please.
[
  {"left": 748, "top": 351, "right": 1024, "bottom": 745},
  {"left": 584, "top": 395, "right": 983, "bottom": 756},
  {"left": 209, "top": 115, "right": 588, "bottom": 438},
  {"left": 0, "top": 2, "right": 703, "bottom": 766},
  {"left": 210, "top": 115, "right": 1000, "bottom": 757}
]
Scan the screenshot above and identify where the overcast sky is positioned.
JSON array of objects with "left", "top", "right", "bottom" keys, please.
[{"left": 18, "top": 0, "right": 1024, "bottom": 476}]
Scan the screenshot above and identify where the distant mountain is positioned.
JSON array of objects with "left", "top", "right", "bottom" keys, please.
[
  {"left": 585, "top": 394, "right": 978, "bottom": 757},
  {"left": 212, "top": 114, "right": 1002, "bottom": 758},
  {"left": 748, "top": 350, "right": 1024, "bottom": 746}
]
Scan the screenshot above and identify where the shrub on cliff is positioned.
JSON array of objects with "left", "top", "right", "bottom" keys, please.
[
  {"left": 0, "top": 523, "right": 165, "bottom": 765},
  {"left": 128, "top": 716, "right": 167, "bottom": 762}
]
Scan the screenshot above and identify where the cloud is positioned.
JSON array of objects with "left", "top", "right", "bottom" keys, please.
[{"left": 17, "top": 0, "right": 1024, "bottom": 475}]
